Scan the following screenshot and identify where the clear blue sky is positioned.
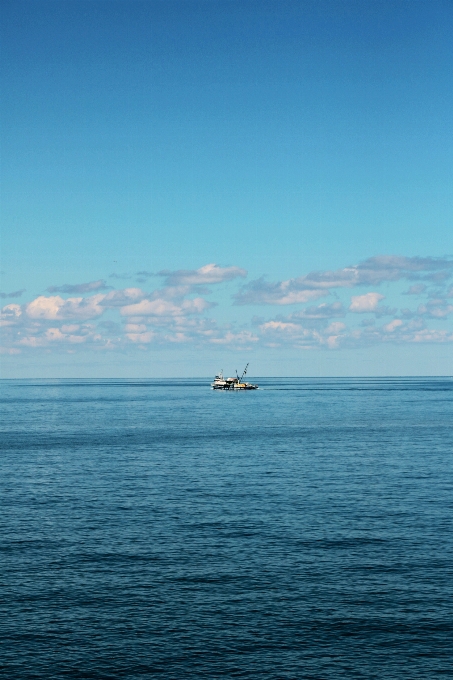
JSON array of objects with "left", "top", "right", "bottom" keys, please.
[{"left": 1, "top": 0, "right": 452, "bottom": 377}]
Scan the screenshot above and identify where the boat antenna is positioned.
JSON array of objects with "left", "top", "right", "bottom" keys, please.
[{"left": 240, "top": 363, "right": 249, "bottom": 382}]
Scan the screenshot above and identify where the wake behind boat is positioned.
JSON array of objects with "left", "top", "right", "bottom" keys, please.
[{"left": 211, "top": 364, "right": 258, "bottom": 390}]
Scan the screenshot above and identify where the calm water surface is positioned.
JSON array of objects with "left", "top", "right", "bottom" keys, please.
[{"left": 1, "top": 378, "right": 452, "bottom": 679}]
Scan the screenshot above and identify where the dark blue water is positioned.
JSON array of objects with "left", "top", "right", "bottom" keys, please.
[{"left": 1, "top": 377, "right": 452, "bottom": 679}]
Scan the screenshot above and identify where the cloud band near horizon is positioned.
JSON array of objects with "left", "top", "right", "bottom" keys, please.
[{"left": 2, "top": 256, "right": 452, "bottom": 355}]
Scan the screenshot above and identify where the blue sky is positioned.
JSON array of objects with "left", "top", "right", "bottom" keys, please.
[{"left": 1, "top": 0, "right": 452, "bottom": 377}]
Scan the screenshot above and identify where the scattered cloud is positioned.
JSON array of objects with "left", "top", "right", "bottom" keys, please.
[
  {"left": 126, "top": 330, "right": 156, "bottom": 344},
  {"left": 209, "top": 330, "right": 259, "bottom": 345},
  {"left": 235, "top": 255, "right": 453, "bottom": 306},
  {"left": 349, "top": 293, "right": 385, "bottom": 313},
  {"left": 0, "top": 303, "right": 22, "bottom": 326},
  {"left": 0, "top": 289, "right": 26, "bottom": 299},
  {"left": 2, "top": 256, "right": 452, "bottom": 355},
  {"left": 159, "top": 263, "right": 247, "bottom": 287},
  {"left": 47, "top": 280, "right": 112, "bottom": 294},
  {"left": 404, "top": 284, "right": 427, "bottom": 295},
  {"left": 120, "top": 297, "right": 213, "bottom": 317},
  {"left": 410, "top": 329, "right": 453, "bottom": 343},
  {"left": 109, "top": 272, "right": 132, "bottom": 280},
  {"left": 259, "top": 321, "right": 325, "bottom": 348},
  {"left": 348, "top": 255, "right": 453, "bottom": 284},
  {"left": 257, "top": 313, "right": 453, "bottom": 350},
  {"left": 417, "top": 298, "right": 453, "bottom": 318},
  {"left": 45, "top": 327, "right": 87, "bottom": 343},
  {"left": 101, "top": 288, "right": 146, "bottom": 306},
  {"left": 292, "top": 302, "right": 345, "bottom": 319},
  {"left": 383, "top": 319, "right": 403, "bottom": 332},
  {"left": 26, "top": 295, "right": 106, "bottom": 320},
  {"left": 234, "top": 278, "right": 327, "bottom": 305},
  {"left": 135, "top": 270, "right": 154, "bottom": 283}
]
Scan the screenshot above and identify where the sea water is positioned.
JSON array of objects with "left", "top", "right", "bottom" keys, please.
[{"left": 1, "top": 377, "right": 452, "bottom": 679}]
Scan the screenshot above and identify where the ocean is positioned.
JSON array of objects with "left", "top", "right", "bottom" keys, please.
[{"left": 1, "top": 377, "right": 452, "bottom": 679}]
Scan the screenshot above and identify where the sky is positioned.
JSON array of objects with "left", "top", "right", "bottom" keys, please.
[{"left": 1, "top": 0, "right": 452, "bottom": 377}]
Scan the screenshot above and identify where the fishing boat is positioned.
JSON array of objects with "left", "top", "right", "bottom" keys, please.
[{"left": 211, "top": 364, "right": 258, "bottom": 390}]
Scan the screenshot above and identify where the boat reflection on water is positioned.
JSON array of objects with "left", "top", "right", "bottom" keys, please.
[{"left": 211, "top": 364, "right": 258, "bottom": 390}]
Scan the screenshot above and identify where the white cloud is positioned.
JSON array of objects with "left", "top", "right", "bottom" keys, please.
[
  {"left": 45, "top": 328, "right": 65, "bottom": 341},
  {"left": 26, "top": 296, "right": 63, "bottom": 319},
  {"left": 209, "top": 330, "right": 259, "bottom": 345},
  {"left": 417, "top": 299, "right": 453, "bottom": 318},
  {"left": 0, "top": 303, "right": 22, "bottom": 326},
  {"left": 349, "top": 293, "right": 385, "bottom": 313},
  {"left": 19, "top": 336, "right": 46, "bottom": 347},
  {"left": 26, "top": 295, "right": 106, "bottom": 320},
  {"left": 272, "top": 289, "right": 327, "bottom": 306},
  {"left": 260, "top": 321, "right": 301, "bottom": 334},
  {"left": 384, "top": 319, "right": 403, "bottom": 332},
  {"left": 259, "top": 320, "right": 325, "bottom": 348},
  {"left": 120, "top": 297, "right": 212, "bottom": 317},
  {"left": 235, "top": 279, "right": 327, "bottom": 306},
  {"left": 3, "top": 254, "right": 452, "bottom": 356},
  {"left": 404, "top": 284, "right": 427, "bottom": 295},
  {"left": 159, "top": 263, "right": 247, "bottom": 286},
  {"left": 102, "top": 288, "right": 145, "bottom": 306},
  {"left": 60, "top": 324, "right": 80, "bottom": 333},
  {"left": 326, "top": 322, "right": 346, "bottom": 334},
  {"left": 124, "top": 323, "right": 147, "bottom": 332},
  {"left": 411, "top": 329, "right": 453, "bottom": 343},
  {"left": 235, "top": 255, "right": 453, "bottom": 305},
  {"left": 126, "top": 331, "right": 155, "bottom": 343},
  {"left": 293, "top": 302, "right": 345, "bottom": 318},
  {"left": 45, "top": 327, "right": 87, "bottom": 343}
]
